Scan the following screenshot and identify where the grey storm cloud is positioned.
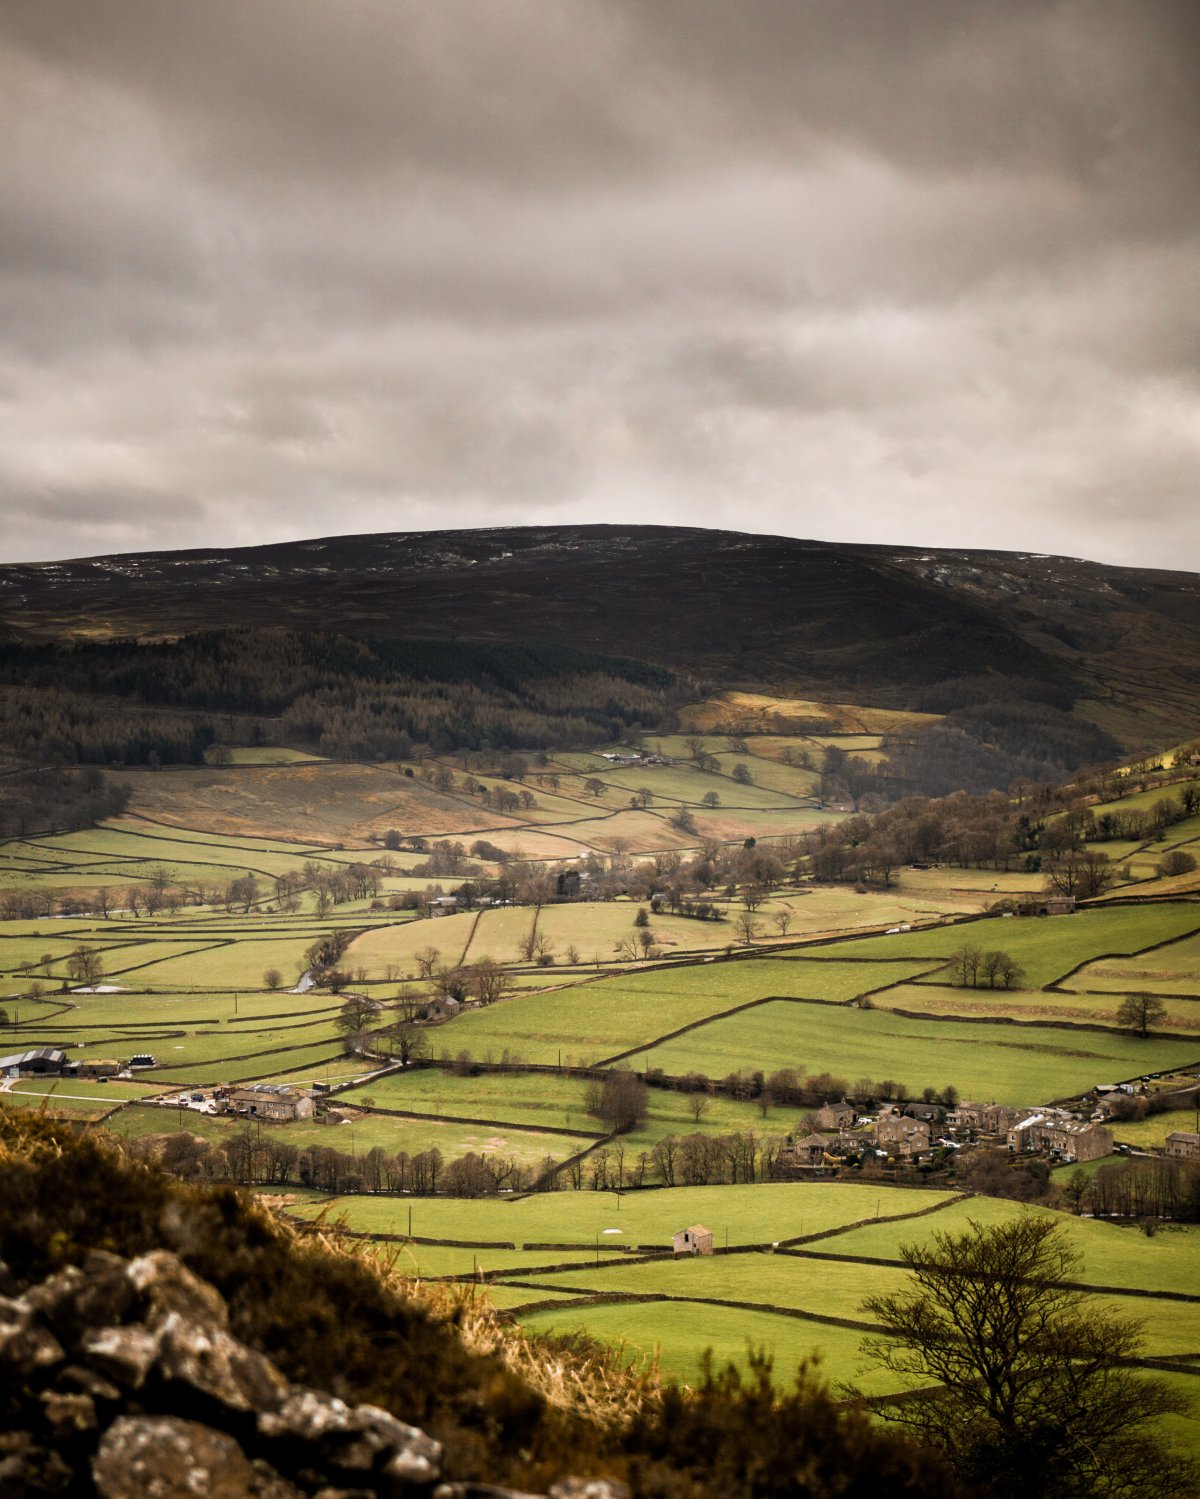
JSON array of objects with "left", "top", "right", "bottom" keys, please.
[{"left": 0, "top": 0, "right": 1197, "bottom": 567}]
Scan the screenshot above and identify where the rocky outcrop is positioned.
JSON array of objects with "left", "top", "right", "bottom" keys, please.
[{"left": 0, "top": 1249, "right": 627, "bottom": 1499}]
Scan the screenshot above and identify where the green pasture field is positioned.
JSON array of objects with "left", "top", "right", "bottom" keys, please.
[
  {"left": 286, "top": 1181, "right": 954, "bottom": 1247},
  {"left": 715, "top": 757, "right": 819, "bottom": 799},
  {"left": 105, "top": 936, "right": 317, "bottom": 989},
  {"left": 1085, "top": 779, "right": 1200, "bottom": 820},
  {"left": 599, "top": 763, "right": 804, "bottom": 811},
  {"left": 106, "top": 1101, "right": 585, "bottom": 1170},
  {"left": 824, "top": 1199, "right": 1200, "bottom": 1298},
  {"left": 470, "top": 903, "right": 732, "bottom": 966},
  {"left": 30, "top": 826, "right": 316, "bottom": 870},
  {"left": 60, "top": 988, "right": 342, "bottom": 1028},
  {"left": 110, "top": 819, "right": 334, "bottom": 857},
  {"left": 1109, "top": 1108, "right": 1200, "bottom": 1148},
  {"left": 345, "top": 913, "right": 478, "bottom": 976},
  {"left": 826, "top": 905, "right": 1200, "bottom": 990},
  {"left": 504, "top": 1248, "right": 914, "bottom": 1319},
  {"left": 480, "top": 1285, "right": 585, "bottom": 1310},
  {"left": 338, "top": 1069, "right": 780, "bottom": 1147},
  {"left": 433, "top": 958, "right": 936, "bottom": 1067},
  {"left": 3, "top": 1076, "right": 161, "bottom": 1104},
  {"left": 532, "top": 809, "right": 695, "bottom": 855},
  {"left": 1065, "top": 930, "right": 1200, "bottom": 996},
  {"left": 514, "top": 1301, "right": 901, "bottom": 1392},
  {"left": 148, "top": 1041, "right": 374, "bottom": 1086},
  {"left": 689, "top": 807, "right": 844, "bottom": 844},
  {"left": 0, "top": 1094, "right": 118, "bottom": 1122},
  {"left": 624, "top": 1001, "right": 1200, "bottom": 1103},
  {"left": 341, "top": 1069, "right": 604, "bottom": 1134},
  {"left": 872, "top": 982, "right": 1200, "bottom": 1033}
]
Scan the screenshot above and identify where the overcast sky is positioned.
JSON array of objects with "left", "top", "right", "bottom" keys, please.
[{"left": 1, "top": 2, "right": 1197, "bottom": 569}]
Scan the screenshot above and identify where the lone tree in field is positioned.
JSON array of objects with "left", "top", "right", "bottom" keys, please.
[
  {"left": 586, "top": 1068, "right": 649, "bottom": 1131},
  {"left": 861, "top": 1217, "right": 1193, "bottom": 1499},
  {"left": 1116, "top": 990, "right": 1168, "bottom": 1038},
  {"left": 65, "top": 945, "right": 103, "bottom": 987}
]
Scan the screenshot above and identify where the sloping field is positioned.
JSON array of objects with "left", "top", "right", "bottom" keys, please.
[
  {"left": 288, "top": 1181, "right": 953, "bottom": 1246},
  {"left": 872, "top": 982, "right": 1200, "bottom": 1032},
  {"left": 1066, "top": 929, "right": 1200, "bottom": 996},
  {"left": 434, "top": 958, "right": 936, "bottom": 1066},
  {"left": 345, "top": 913, "right": 476, "bottom": 976},
  {"left": 624, "top": 1000, "right": 1200, "bottom": 1103},
  {"left": 679, "top": 692, "right": 941, "bottom": 736},
  {"left": 120, "top": 764, "right": 521, "bottom": 842},
  {"left": 829, "top": 905, "right": 1200, "bottom": 989}
]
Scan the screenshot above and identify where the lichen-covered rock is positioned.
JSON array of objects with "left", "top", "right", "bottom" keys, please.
[
  {"left": 549, "top": 1481, "right": 630, "bottom": 1499},
  {"left": 260, "top": 1390, "right": 443, "bottom": 1491},
  {"left": 155, "top": 1310, "right": 289, "bottom": 1414},
  {"left": 0, "top": 1296, "right": 65, "bottom": 1376},
  {"left": 80, "top": 1323, "right": 162, "bottom": 1389},
  {"left": 128, "top": 1250, "right": 231, "bottom": 1331},
  {"left": 92, "top": 1415, "right": 300, "bottom": 1499}
]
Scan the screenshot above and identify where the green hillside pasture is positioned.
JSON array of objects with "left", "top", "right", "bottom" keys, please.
[
  {"left": 107, "top": 1102, "right": 584, "bottom": 1171},
  {"left": 515, "top": 1301, "right": 900, "bottom": 1392},
  {"left": 534, "top": 810, "right": 696, "bottom": 855},
  {"left": 0, "top": 933, "right": 145, "bottom": 978},
  {"left": 1086, "top": 779, "right": 1200, "bottom": 820},
  {"left": 434, "top": 959, "right": 935, "bottom": 1067},
  {"left": 341, "top": 1069, "right": 602, "bottom": 1134},
  {"left": 1108, "top": 1108, "right": 1200, "bottom": 1149},
  {"left": 69, "top": 940, "right": 230, "bottom": 982},
  {"left": 155, "top": 1040, "right": 375, "bottom": 1087},
  {"left": 441, "top": 827, "right": 595, "bottom": 860},
  {"left": 503, "top": 1250, "right": 913, "bottom": 1323},
  {"left": 107, "top": 936, "right": 316, "bottom": 990},
  {"left": 0, "top": 841, "right": 120, "bottom": 868},
  {"left": 600, "top": 763, "right": 805, "bottom": 811},
  {"left": 1065, "top": 929, "right": 1200, "bottom": 996},
  {"left": 3, "top": 1076, "right": 161, "bottom": 1106},
  {"left": 109, "top": 818, "right": 334, "bottom": 857},
  {"left": 30, "top": 827, "right": 320, "bottom": 879},
  {"left": 345, "top": 913, "right": 479, "bottom": 977},
  {"left": 828, "top": 905, "right": 1200, "bottom": 990},
  {"left": 424, "top": 774, "right": 602, "bottom": 826},
  {"left": 689, "top": 807, "right": 844, "bottom": 845},
  {"left": 625, "top": 1002, "right": 1200, "bottom": 1104},
  {"left": 499, "top": 904, "right": 733, "bottom": 965},
  {"left": 337, "top": 1069, "right": 775, "bottom": 1146},
  {"left": 286, "top": 1181, "right": 953, "bottom": 1249},
  {"left": 872, "top": 982, "right": 1200, "bottom": 1034},
  {"left": 462, "top": 905, "right": 548, "bottom": 966},
  {"left": 822, "top": 1199, "right": 1200, "bottom": 1298},
  {"left": 62, "top": 987, "right": 342, "bottom": 1028}
]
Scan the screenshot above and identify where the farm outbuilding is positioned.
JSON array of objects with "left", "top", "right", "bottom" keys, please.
[
  {"left": 0, "top": 1048, "right": 66, "bottom": 1077},
  {"left": 672, "top": 1224, "right": 714, "bottom": 1256}
]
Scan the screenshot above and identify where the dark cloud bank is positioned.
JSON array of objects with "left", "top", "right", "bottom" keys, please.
[{"left": 0, "top": 1, "right": 1197, "bottom": 567}]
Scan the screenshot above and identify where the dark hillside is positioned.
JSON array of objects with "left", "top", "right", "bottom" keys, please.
[{"left": 3, "top": 525, "right": 1200, "bottom": 753}]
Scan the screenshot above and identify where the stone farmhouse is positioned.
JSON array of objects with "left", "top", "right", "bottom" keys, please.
[
  {"left": 226, "top": 1083, "right": 315, "bottom": 1122},
  {"left": 815, "top": 1100, "right": 856, "bottom": 1130}
]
